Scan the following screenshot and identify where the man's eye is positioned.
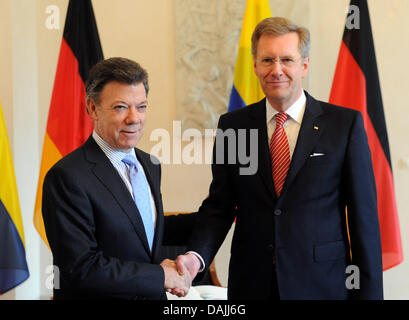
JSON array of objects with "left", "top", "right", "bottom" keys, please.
[
  {"left": 138, "top": 105, "right": 147, "bottom": 111},
  {"left": 114, "top": 105, "right": 127, "bottom": 109}
]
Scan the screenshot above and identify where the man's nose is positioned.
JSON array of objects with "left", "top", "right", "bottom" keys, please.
[
  {"left": 270, "top": 60, "right": 284, "bottom": 76},
  {"left": 125, "top": 106, "right": 141, "bottom": 124}
]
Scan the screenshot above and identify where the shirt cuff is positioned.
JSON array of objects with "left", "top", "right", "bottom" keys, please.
[{"left": 186, "top": 251, "right": 205, "bottom": 273}]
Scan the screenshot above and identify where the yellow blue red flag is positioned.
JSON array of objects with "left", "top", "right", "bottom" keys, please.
[
  {"left": 228, "top": 0, "right": 272, "bottom": 111},
  {"left": 0, "top": 101, "right": 29, "bottom": 294}
]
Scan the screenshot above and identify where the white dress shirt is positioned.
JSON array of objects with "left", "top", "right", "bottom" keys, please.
[
  {"left": 92, "top": 131, "right": 157, "bottom": 228},
  {"left": 266, "top": 91, "right": 306, "bottom": 158}
]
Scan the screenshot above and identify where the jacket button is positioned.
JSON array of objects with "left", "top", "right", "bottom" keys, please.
[{"left": 274, "top": 209, "right": 282, "bottom": 216}]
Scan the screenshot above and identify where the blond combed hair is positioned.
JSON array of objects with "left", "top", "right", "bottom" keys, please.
[{"left": 251, "top": 17, "right": 310, "bottom": 58}]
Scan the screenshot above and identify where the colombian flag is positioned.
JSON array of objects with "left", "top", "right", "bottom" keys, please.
[
  {"left": 0, "top": 102, "right": 29, "bottom": 294},
  {"left": 228, "top": 0, "right": 272, "bottom": 112},
  {"left": 33, "top": 0, "right": 103, "bottom": 248},
  {"left": 330, "top": 0, "right": 403, "bottom": 270}
]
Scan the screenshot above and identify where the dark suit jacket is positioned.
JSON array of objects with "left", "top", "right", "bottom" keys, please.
[
  {"left": 42, "top": 136, "right": 195, "bottom": 300},
  {"left": 188, "top": 92, "right": 383, "bottom": 300}
]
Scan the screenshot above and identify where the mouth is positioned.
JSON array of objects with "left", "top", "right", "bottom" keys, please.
[
  {"left": 120, "top": 129, "right": 139, "bottom": 136},
  {"left": 266, "top": 80, "right": 289, "bottom": 87}
]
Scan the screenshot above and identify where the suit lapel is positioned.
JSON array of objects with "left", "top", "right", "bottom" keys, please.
[
  {"left": 248, "top": 99, "right": 277, "bottom": 201},
  {"left": 279, "top": 92, "right": 324, "bottom": 199},
  {"left": 83, "top": 137, "right": 153, "bottom": 256},
  {"left": 134, "top": 149, "right": 164, "bottom": 258}
]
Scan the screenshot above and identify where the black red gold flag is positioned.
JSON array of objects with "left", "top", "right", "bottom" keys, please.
[
  {"left": 330, "top": 0, "right": 402, "bottom": 270},
  {"left": 34, "top": 0, "right": 104, "bottom": 248}
]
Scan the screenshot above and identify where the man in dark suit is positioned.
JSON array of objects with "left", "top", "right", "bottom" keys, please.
[
  {"left": 174, "top": 17, "right": 383, "bottom": 300},
  {"left": 42, "top": 57, "right": 193, "bottom": 300}
]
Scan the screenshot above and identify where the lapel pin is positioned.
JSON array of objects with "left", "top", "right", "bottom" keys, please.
[{"left": 313, "top": 126, "right": 319, "bottom": 130}]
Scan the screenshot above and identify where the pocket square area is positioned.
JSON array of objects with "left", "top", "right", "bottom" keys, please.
[{"left": 310, "top": 153, "right": 325, "bottom": 157}]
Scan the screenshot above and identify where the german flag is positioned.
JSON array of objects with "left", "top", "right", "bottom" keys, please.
[
  {"left": 33, "top": 0, "right": 103, "bottom": 248},
  {"left": 329, "top": 0, "right": 402, "bottom": 270}
]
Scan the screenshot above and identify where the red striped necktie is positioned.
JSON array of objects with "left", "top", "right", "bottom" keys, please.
[{"left": 270, "top": 112, "right": 290, "bottom": 197}]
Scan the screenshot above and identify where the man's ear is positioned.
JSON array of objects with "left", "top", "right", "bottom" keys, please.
[
  {"left": 301, "top": 56, "right": 310, "bottom": 78},
  {"left": 86, "top": 97, "right": 98, "bottom": 120},
  {"left": 253, "top": 54, "right": 262, "bottom": 80}
]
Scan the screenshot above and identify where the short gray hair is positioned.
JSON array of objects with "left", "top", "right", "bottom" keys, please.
[
  {"left": 85, "top": 57, "right": 149, "bottom": 104},
  {"left": 251, "top": 17, "right": 310, "bottom": 58}
]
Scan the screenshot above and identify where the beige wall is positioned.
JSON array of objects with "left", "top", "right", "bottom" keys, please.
[
  {"left": 0, "top": 0, "right": 13, "bottom": 144},
  {"left": 0, "top": 0, "right": 14, "bottom": 301},
  {"left": 1, "top": 0, "right": 408, "bottom": 299}
]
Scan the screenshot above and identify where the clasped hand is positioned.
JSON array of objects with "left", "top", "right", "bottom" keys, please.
[{"left": 160, "top": 253, "right": 201, "bottom": 297}]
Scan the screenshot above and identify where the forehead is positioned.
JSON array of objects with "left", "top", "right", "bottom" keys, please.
[
  {"left": 99, "top": 81, "right": 147, "bottom": 103},
  {"left": 256, "top": 32, "right": 300, "bottom": 56}
]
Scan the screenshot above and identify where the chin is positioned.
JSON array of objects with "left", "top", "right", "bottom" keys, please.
[
  {"left": 265, "top": 86, "right": 286, "bottom": 95},
  {"left": 123, "top": 139, "right": 141, "bottom": 150},
  {"left": 113, "top": 140, "right": 133, "bottom": 150},
  {"left": 267, "top": 94, "right": 288, "bottom": 103}
]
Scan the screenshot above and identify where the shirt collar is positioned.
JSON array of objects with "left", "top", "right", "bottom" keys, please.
[
  {"left": 266, "top": 90, "right": 306, "bottom": 124},
  {"left": 92, "top": 131, "right": 136, "bottom": 165}
]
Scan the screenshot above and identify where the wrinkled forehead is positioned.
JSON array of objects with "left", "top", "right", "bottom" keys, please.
[{"left": 255, "top": 32, "right": 301, "bottom": 57}]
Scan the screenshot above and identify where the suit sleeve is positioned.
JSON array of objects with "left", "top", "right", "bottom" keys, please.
[
  {"left": 343, "top": 111, "right": 383, "bottom": 299},
  {"left": 162, "top": 213, "right": 197, "bottom": 246},
  {"left": 42, "top": 166, "right": 165, "bottom": 300},
  {"left": 187, "top": 115, "right": 237, "bottom": 267}
]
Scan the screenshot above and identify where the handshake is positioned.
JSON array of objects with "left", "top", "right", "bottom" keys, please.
[{"left": 160, "top": 253, "right": 201, "bottom": 297}]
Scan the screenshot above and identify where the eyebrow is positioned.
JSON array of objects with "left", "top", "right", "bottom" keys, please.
[
  {"left": 261, "top": 54, "right": 296, "bottom": 58},
  {"left": 111, "top": 100, "right": 147, "bottom": 106}
]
